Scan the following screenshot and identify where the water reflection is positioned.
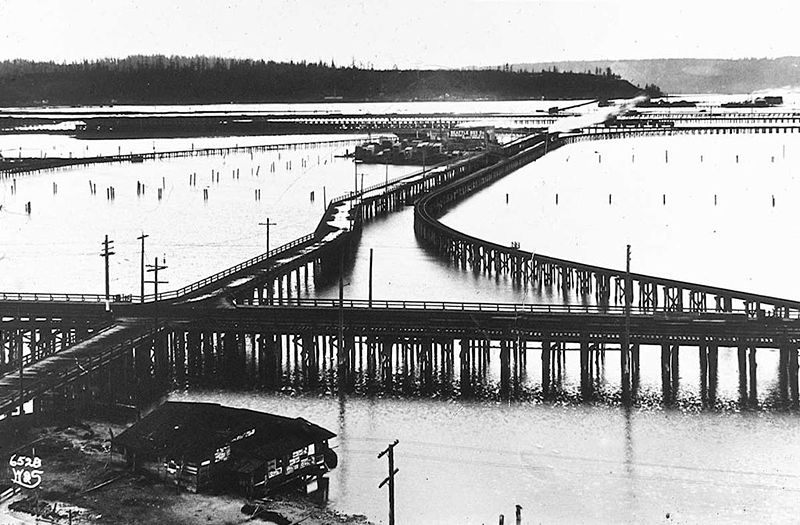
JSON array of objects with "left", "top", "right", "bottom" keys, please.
[
  {"left": 166, "top": 389, "right": 800, "bottom": 524},
  {"left": 0, "top": 137, "right": 418, "bottom": 293},
  {"left": 336, "top": 390, "right": 349, "bottom": 506},
  {"left": 162, "top": 326, "right": 797, "bottom": 412},
  {"left": 622, "top": 406, "right": 637, "bottom": 524}
]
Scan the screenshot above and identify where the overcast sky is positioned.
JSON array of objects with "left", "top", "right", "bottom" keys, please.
[{"left": 1, "top": 0, "right": 797, "bottom": 68}]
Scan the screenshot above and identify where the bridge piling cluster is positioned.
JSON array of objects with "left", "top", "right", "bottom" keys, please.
[
  {"left": 4, "top": 306, "right": 800, "bottom": 419},
  {"left": 0, "top": 137, "right": 364, "bottom": 177},
  {"left": 6, "top": 122, "right": 800, "bottom": 419}
]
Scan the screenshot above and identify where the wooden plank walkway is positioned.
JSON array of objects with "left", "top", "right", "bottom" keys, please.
[
  {"left": 0, "top": 136, "right": 361, "bottom": 177},
  {"left": 155, "top": 302, "right": 787, "bottom": 345},
  {"left": 0, "top": 320, "right": 152, "bottom": 416},
  {"left": 3, "top": 122, "right": 800, "bottom": 413}
]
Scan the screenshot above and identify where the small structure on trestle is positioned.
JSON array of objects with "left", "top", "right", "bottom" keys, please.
[
  {"left": 112, "top": 402, "right": 337, "bottom": 497},
  {"left": 354, "top": 125, "right": 498, "bottom": 165}
]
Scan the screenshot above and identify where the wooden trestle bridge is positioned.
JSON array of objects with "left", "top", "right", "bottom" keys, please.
[
  {"left": 0, "top": 136, "right": 364, "bottom": 176},
  {"left": 2, "top": 115, "right": 800, "bottom": 420}
]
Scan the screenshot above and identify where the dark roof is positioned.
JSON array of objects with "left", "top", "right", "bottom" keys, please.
[{"left": 113, "top": 402, "right": 335, "bottom": 462}]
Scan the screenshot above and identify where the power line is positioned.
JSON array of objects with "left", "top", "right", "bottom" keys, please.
[
  {"left": 99, "top": 235, "right": 115, "bottom": 300},
  {"left": 378, "top": 439, "right": 400, "bottom": 525},
  {"left": 258, "top": 217, "right": 277, "bottom": 253},
  {"left": 145, "top": 256, "right": 168, "bottom": 299},
  {"left": 137, "top": 232, "right": 149, "bottom": 300}
]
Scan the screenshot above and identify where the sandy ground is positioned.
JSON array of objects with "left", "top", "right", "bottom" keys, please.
[{"left": 0, "top": 418, "right": 373, "bottom": 525}]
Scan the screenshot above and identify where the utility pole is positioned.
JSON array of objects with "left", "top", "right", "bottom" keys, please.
[
  {"left": 337, "top": 250, "right": 347, "bottom": 388},
  {"left": 259, "top": 218, "right": 277, "bottom": 253},
  {"left": 145, "top": 257, "right": 168, "bottom": 300},
  {"left": 378, "top": 440, "right": 400, "bottom": 525},
  {"left": 622, "top": 244, "right": 632, "bottom": 404},
  {"left": 368, "top": 248, "right": 374, "bottom": 308},
  {"left": 353, "top": 158, "right": 358, "bottom": 196},
  {"left": 99, "top": 235, "right": 115, "bottom": 300},
  {"left": 18, "top": 306, "right": 23, "bottom": 416},
  {"left": 137, "top": 232, "right": 149, "bottom": 301}
]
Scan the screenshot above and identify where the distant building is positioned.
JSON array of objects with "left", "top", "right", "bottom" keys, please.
[
  {"left": 354, "top": 126, "right": 497, "bottom": 165},
  {"left": 112, "top": 402, "right": 337, "bottom": 497},
  {"left": 721, "top": 96, "right": 784, "bottom": 108}
]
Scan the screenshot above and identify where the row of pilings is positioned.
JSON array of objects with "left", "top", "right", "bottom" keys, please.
[
  {"left": 7, "top": 321, "right": 799, "bottom": 420},
  {"left": 0, "top": 322, "right": 103, "bottom": 375},
  {"left": 415, "top": 134, "right": 800, "bottom": 321},
  {"left": 571, "top": 124, "right": 800, "bottom": 143},
  {"left": 0, "top": 137, "right": 363, "bottom": 178},
  {"left": 229, "top": 153, "right": 497, "bottom": 306}
]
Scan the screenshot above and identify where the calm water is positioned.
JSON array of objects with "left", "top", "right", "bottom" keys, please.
[
  {"left": 3, "top": 105, "right": 800, "bottom": 523},
  {"left": 168, "top": 389, "right": 800, "bottom": 525},
  {"left": 0, "top": 99, "right": 581, "bottom": 116},
  {"left": 0, "top": 132, "right": 364, "bottom": 160},
  {"left": 442, "top": 133, "right": 800, "bottom": 299},
  {"left": 7, "top": 93, "right": 800, "bottom": 116},
  {"left": 0, "top": 134, "right": 419, "bottom": 293}
]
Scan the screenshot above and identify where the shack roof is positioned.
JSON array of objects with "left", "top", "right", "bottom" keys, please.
[{"left": 113, "top": 402, "right": 335, "bottom": 462}]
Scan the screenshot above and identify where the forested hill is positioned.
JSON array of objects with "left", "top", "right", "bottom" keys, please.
[
  {"left": 514, "top": 58, "right": 800, "bottom": 95},
  {"left": 0, "top": 56, "right": 653, "bottom": 106}
]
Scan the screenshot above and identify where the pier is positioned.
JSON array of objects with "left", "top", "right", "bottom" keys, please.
[
  {"left": 0, "top": 136, "right": 363, "bottom": 176},
  {"left": 2, "top": 115, "right": 800, "bottom": 419}
]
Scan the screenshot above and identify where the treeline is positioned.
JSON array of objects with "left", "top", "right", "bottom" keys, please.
[
  {"left": 497, "top": 62, "right": 622, "bottom": 79},
  {"left": 0, "top": 56, "right": 653, "bottom": 105},
  {"left": 514, "top": 57, "right": 800, "bottom": 94}
]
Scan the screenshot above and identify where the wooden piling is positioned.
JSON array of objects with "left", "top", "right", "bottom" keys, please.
[
  {"left": 737, "top": 345, "right": 748, "bottom": 405},
  {"left": 748, "top": 347, "right": 758, "bottom": 406},
  {"left": 541, "top": 337, "right": 551, "bottom": 396}
]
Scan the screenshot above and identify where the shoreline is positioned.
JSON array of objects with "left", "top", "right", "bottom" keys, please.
[{"left": 1, "top": 417, "right": 374, "bottom": 525}]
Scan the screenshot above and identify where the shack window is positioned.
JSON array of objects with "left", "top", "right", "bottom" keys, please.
[
  {"left": 267, "top": 459, "right": 281, "bottom": 479},
  {"left": 214, "top": 445, "right": 231, "bottom": 463}
]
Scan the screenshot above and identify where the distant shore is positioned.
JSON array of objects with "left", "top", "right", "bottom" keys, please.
[{"left": 0, "top": 56, "right": 651, "bottom": 107}]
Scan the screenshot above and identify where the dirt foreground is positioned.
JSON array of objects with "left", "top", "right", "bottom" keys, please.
[{"left": 1, "top": 418, "right": 374, "bottom": 525}]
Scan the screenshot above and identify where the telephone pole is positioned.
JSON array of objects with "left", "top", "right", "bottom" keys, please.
[
  {"left": 384, "top": 155, "right": 389, "bottom": 192},
  {"left": 17, "top": 306, "right": 22, "bottom": 416},
  {"left": 99, "top": 235, "right": 115, "bottom": 300},
  {"left": 145, "top": 257, "right": 168, "bottom": 299},
  {"left": 368, "top": 248, "right": 374, "bottom": 308},
  {"left": 622, "top": 244, "right": 632, "bottom": 404},
  {"left": 258, "top": 218, "right": 277, "bottom": 253},
  {"left": 337, "top": 251, "right": 346, "bottom": 387},
  {"left": 137, "top": 232, "right": 149, "bottom": 301},
  {"left": 353, "top": 158, "right": 358, "bottom": 196},
  {"left": 378, "top": 440, "right": 399, "bottom": 525}
]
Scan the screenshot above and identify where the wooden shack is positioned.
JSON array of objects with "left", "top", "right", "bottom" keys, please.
[{"left": 112, "top": 402, "right": 337, "bottom": 496}]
